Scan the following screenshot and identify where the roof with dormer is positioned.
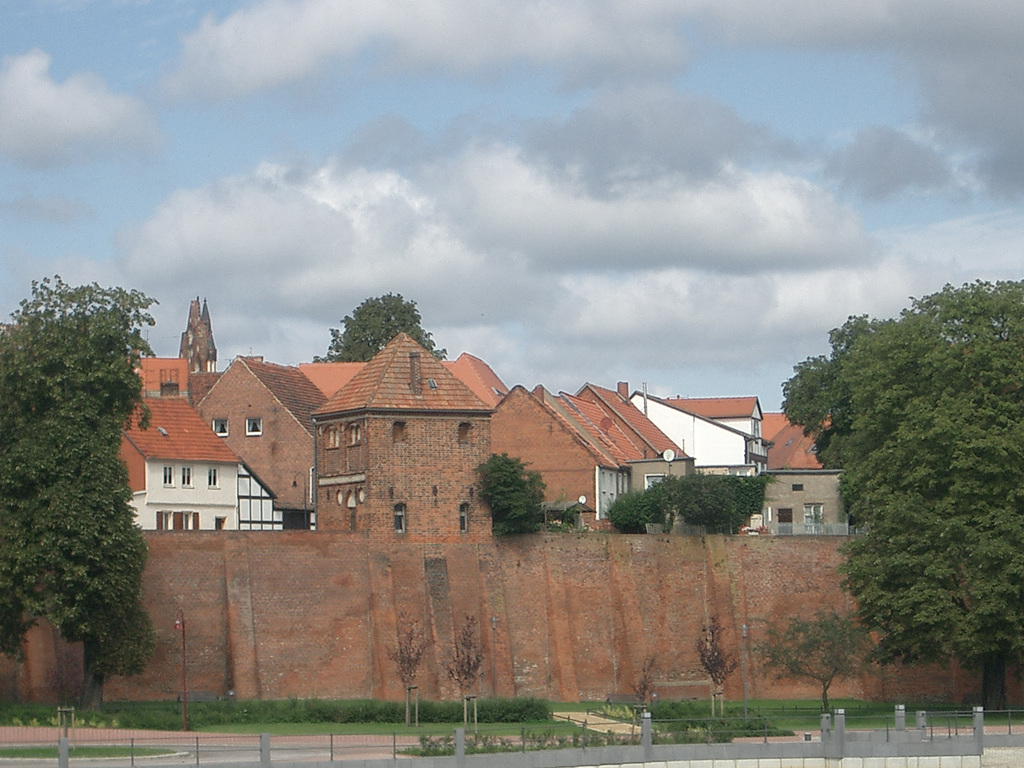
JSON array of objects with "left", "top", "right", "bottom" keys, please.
[
  {"left": 313, "top": 333, "right": 491, "bottom": 418},
  {"left": 122, "top": 397, "right": 239, "bottom": 463},
  {"left": 762, "top": 412, "right": 822, "bottom": 470}
]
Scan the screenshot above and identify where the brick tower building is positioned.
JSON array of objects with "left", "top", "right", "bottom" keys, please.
[{"left": 312, "top": 333, "right": 493, "bottom": 541}]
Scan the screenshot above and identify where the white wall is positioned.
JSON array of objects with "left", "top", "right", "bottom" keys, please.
[
  {"left": 132, "top": 459, "right": 240, "bottom": 530},
  {"left": 632, "top": 397, "right": 750, "bottom": 470}
]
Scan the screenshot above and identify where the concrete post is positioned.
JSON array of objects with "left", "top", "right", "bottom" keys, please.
[
  {"left": 58, "top": 737, "right": 69, "bottom": 768},
  {"left": 834, "top": 709, "right": 846, "bottom": 760},
  {"left": 974, "top": 706, "right": 985, "bottom": 753},
  {"left": 820, "top": 713, "right": 832, "bottom": 757},
  {"left": 917, "top": 710, "right": 927, "bottom": 731},
  {"left": 642, "top": 711, "right": 653, "bottom": 761},
  {"left": 260, "top": 733, "right": 270, "bottom": 768},
  {"left": 895, "top": 704, "right": 906, "bottom": 731},
  {"left": 456, "top": 727, "right": 466, "bottom": 768}
]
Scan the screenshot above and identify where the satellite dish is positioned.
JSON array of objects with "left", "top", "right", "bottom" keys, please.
[
  {"left": 662, "top": 449, "right": 676, "bottom": 463},
  {"left": 578, "top": 495, "right": 587, "bottom": 505}
]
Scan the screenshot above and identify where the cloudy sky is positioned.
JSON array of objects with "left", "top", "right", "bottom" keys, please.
[{"left": 2, "top": 1, "right": 1022, "bottom": 409}]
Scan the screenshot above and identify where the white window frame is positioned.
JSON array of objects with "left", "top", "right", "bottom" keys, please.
[
  {"left": 212, "top": 418, "right": 229, "bottom": 436},
  {"left": 181, "top": 466, "right": 193, "bottom": 488},
  {"left": 163, "top": 466, "right": 174, "bottom": 487},
  {"left": 246, "top": 417, "right": 263, "bottom": 436},
  {"left": 208, "top": 467, "right": 219, "bottom": 489}
]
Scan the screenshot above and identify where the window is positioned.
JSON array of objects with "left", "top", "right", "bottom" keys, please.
[
  {"left": 181, "top": 466, "right": 193, "bottom": 487},
  {"left": 644, "top": 474, "right": 666, "bottom": 490},
  {"left": 212, "top": 418, "right": 228, "bottom": 436},
  {"left": 792, "top": 483, "right": 804, "bottom": 491},
  {"left": 459, "top": 503, "right": 469, "bottom": 533},
  {"left": 208, "top": 467, "right": 219, "bottom": 488},
  {"left": 214, "top": 517, "right": 226, "bottom": 530},
  {"left": 349, "top": 422, "right": 362, "bottom": 445},
  {"left": 163, "top": 466, "right": 174, "bottom": 486},
  {"left": 458, "top": 422, "right": 472, "bottom": 443},
  {"left": 777, "top": 508, "right": 793, "bottom": 524},
  {"left": 246, "top": 417, "right": 262, "bottom": 436},
  {"left": 804, "top": 503, "right": 824, "bottom": 533},
  {"left": 393, "top": 503, "right": 407, "bottom": 533},
  {"left": 393, "top": 421, "right": 406, "bottom": 442},
  {"left": 327, "top": 425, "right": 341, "bottom": 449}
]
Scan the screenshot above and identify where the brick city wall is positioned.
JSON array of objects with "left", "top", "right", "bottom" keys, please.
[{"left": 6, "top": 533, "right": 988, "bottom": 704}]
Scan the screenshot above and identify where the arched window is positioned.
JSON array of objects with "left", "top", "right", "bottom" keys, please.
[
  {"left": 393, "top": 503, "right": 407, "bottom": 533},
  {"left": 459, "top": 502, "right": 469, "bottom": 533},
  {"left": 458, "top": 422, "right": 472, "bottom": 443}
]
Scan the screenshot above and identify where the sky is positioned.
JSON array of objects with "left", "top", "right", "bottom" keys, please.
[{"left": 2, "top": 1, "right": 1023, "bottom": 410}]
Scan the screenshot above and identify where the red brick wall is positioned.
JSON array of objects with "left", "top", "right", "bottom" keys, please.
[
  {"left": 12, "top": 533, "right": 971, "bottom": 706},
  {"left": 491, "top": 388, "right": 602, "bottom": 507}
]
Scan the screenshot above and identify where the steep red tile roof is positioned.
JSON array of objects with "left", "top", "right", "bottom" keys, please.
[
  {"left": 577, "top": 383, "right": 684, "bottom": 459},
  {"left": 663, "top": 396, "right": 760, "bottom": 419},
  {"left": 530, "top": 386, "right": 622, "bottom": 467},
  {"left": 314, "top": 333, "right": 490, "bottom": 417},
  {"left": 557, "top": 392, "right": 640, "bottom": 465},
  {"left": 240, "top": 357, "right": 326, "bottom": 427},
  {"left": 763, "top": 412, "right": 822, "bottom": 470},
  {"left": 444, "top": 353, "right": 508, "bottom": 408},
  {"left": 299, "top": 362, "right": 365, "bottom": 398},
  {"left": 123, "top": 398, "right": 239, "bottom": 463}
]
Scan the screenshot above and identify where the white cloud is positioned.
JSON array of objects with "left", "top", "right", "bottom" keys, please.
[
  {"left": 0, "top": 49, "right": 158, "bottom": 167},
  {"left": 164, "top": 0, "right": 686, "bottom": 99}
]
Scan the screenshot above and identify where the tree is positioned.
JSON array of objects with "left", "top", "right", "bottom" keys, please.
[
  {"left": 696, "top": 616, "right": 737, "bottom": 715},
  {"left": 447, "top": 615, "right": 483, "bottom": 696},
  {"left": 476, "top": 453, "right": 546, "bottom": 536},
  {"left": 322, "top": 293, "right": 446, "bottom": 362},
  {"left": 783, "top": 280, "right": 1024, "bottom": 709},
  {"left": 387, "top": 611, "right": 427, "bottom": 726},
  {"left": 630, "top": 655, "right": 657, "bottom": 707},
  {"left": 757, "top": 609, "right": 870, "bottom": 712},
  {"left": 0, "top": 277, "right": 157, "bottom": 708}
]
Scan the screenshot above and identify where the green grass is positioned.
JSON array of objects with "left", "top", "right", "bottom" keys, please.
[{"left": 0, "top": 746, "right": 173, "bottom": 758}]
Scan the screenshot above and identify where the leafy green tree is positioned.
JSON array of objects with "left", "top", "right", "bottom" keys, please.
[
  {"left": 476, "top": 453, "right": 545, "bottom": 536},
  {"left": 322, "top": 293, "right": 446, "bottom": 362},
  {"left": 783, "top": 280, "right": 1024, "bottom": 709},
  {"left": 756, "top": 609, "right": 871, "bottom": 712},
  {"left": 608, "top": 474, "right": 769, "bottom": 534},
  {"left": 0, "top": 277, "right": 156, "bottom": 708}
]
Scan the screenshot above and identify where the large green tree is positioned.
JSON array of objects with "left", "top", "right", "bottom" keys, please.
[
  {"left": 783, "top": 280, "right": 1024, "bottom": 709},
  {"left": 322, "top": 293, "right": 446, "bottom": 362},
  {"left": 0, "top": 277, "right": 156, "bottom": 708}
]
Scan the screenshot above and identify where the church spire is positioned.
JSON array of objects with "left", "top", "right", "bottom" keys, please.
[{"left": 179, "top": 297, "right": 218, "bottom": 373}]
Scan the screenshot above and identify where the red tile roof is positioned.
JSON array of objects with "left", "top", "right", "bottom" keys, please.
[
  {"left": 577, "top": 383, "right": 684, "bottom": 459},
  {"left": 298, "top": 362, "right": 365, "bottom": 398},
  {"left": 123, "top": 398, "right": 239, "bottom": 463},
  {"left": 239, "top": 357, "right": 326, "bottom": 427},
  {"left": 314, "top": 333, "right": 490, "bottom": 416},
  {"left": 762, "top": 412, "right": 822, "bottom": 470},
  {"left": 663, "top": 396, "right": 760, "bottom": 419},
  {"left": 444, "top": 353, "right": 508, "bottom": 408}
]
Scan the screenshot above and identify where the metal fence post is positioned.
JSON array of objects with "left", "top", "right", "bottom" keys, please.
[{"left": 330, "top": 732, "right": 334, "bottom": 761}]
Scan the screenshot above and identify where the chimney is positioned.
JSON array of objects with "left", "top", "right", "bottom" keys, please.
[
  {"left": 617, "top": 381, "right": 629, "bottom": 399},
  {"left": 409, "top": 351, "right": 422, "bottom": 394}
]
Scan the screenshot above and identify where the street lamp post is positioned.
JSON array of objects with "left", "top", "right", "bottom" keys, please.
[
  {"left": 174, "top": 610, "right": 188, "bottom": 731},
  {"left": 490, "top": 616, "right": 498, "bottom": 697},
  {"left": 741, "top": 623, "right": 749, "bottom": 720}
]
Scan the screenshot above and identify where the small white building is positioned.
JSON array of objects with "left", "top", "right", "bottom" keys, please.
[
  {"left": 122, "top": 397, "right": 274, "bottom": 530},
  {"left": 630, "top": 394, "right": 768, "bottom": 475}
]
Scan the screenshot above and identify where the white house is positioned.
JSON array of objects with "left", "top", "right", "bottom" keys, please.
[{"left": 121, "top": 397, "right": 274, "bottom": 530}]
